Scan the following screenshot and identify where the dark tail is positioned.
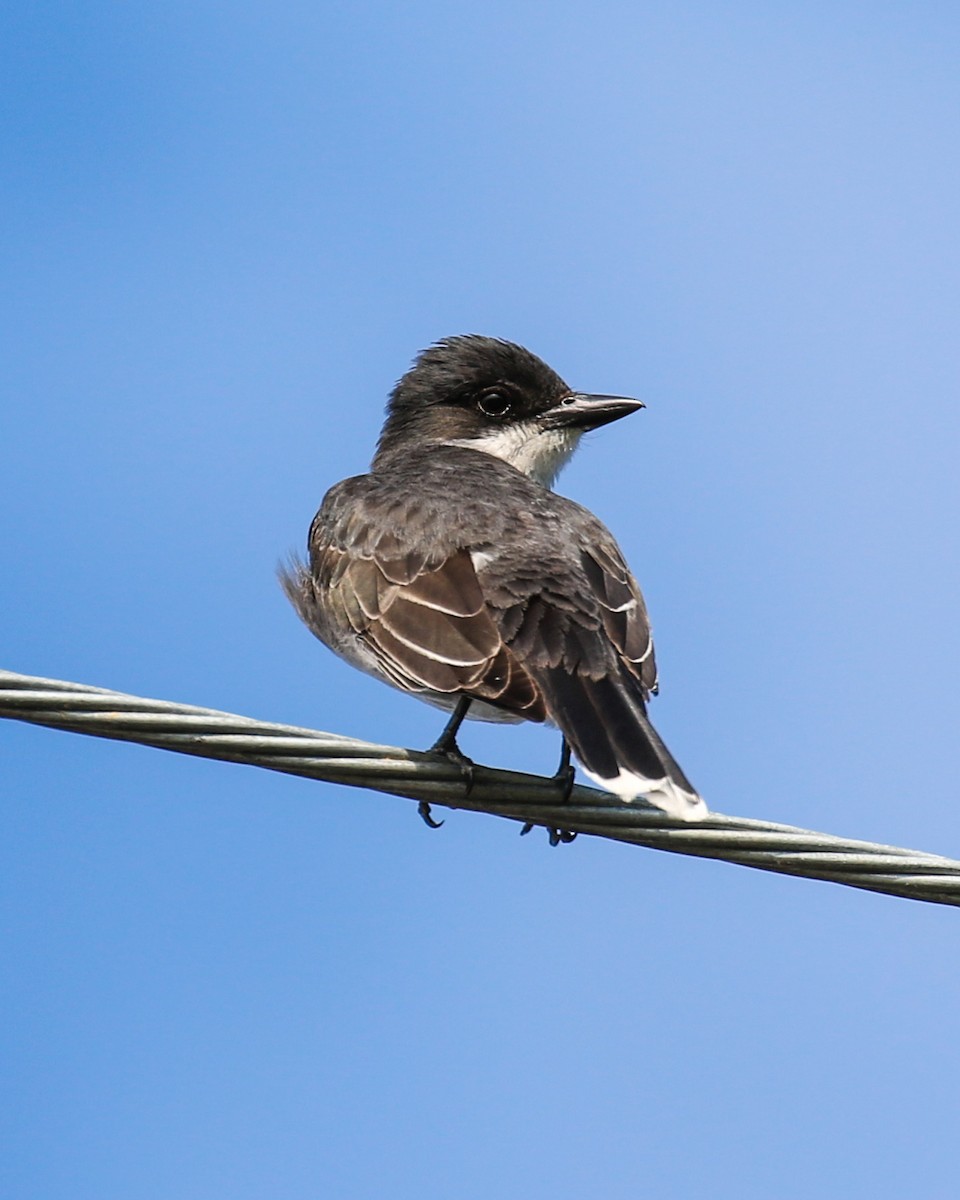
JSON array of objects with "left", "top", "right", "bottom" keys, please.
[{"left": 538, "top": 666, "right": 707, "bottom": 821}]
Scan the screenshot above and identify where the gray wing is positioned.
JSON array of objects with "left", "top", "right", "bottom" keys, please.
[
  {"left": 479, "top": 509, "right": 702, "bottom": 817},
  {"left": 579, "top": 535, "right": 659, "bottom": 697},
  {"left": 281, "top": 483, "right": 545, "bottom": 720},
  {"left": 479, "top": 519, "right": 658, "bottom": 697}
]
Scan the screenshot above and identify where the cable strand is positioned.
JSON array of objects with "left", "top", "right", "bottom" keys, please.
[{"left": 2, "top": 668, "right": 958, "bottom": 908}]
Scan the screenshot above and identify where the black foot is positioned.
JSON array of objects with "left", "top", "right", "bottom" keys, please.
[
  {"left": 520, "top": 822, "right": 578, "bottom": 845},
  {"left": 550, "top": 827, "right": 578, "bottom": 846},
  {"left": 430, "top": 727, "right": 462, "bottom": 755},
  {"left": 552, "top": 763, "right": 576, "bottom": 804},
  {"left": 520, "top": 741, "right": 577, "bottom": 844},
  {"left": 418, "top": 800, "right": 444, "bottom": 829},
  {"left": 420, "top": 739, "right": 475, "bottom": 825},
  {"left": 429, "top": 739, "right": 476, "bottom": 797},
  {"left": 429, "top": 696, "right": 473, "bottom": 757},
  {"left": 428, "top": 693, "right": 477, "bottom": 797},
  {"left": 518, "top": 734, "right": 578, "bottom": 840}
]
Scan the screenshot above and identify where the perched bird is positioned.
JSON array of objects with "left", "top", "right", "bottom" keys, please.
[{"left": 281, "top": 336, "right": 706, "bottom": 825}]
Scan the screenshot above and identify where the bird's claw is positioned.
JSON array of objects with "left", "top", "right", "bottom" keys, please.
[
  {"left": 550, "top": 827, "right": 578, "bottom": 845},
  {"left": 419, "top": 738, "right": 474, "bottom": 829},
  {"left": 519, "top": 761, "right": 577, "bottom": 844},
  {"left": 520, "top": 821, "right": 577, "bottom": 845},
  {"left": 418, "top": 800, "right": 444, "bottom": 829}
]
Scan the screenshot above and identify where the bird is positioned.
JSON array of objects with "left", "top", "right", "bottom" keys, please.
[{"left": 280, "top": 335, "right": 706, "bottom": 829}]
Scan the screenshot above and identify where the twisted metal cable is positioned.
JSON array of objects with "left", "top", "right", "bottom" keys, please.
[{"left": 2, "top": 668, "right": 959, "bottom": 907}]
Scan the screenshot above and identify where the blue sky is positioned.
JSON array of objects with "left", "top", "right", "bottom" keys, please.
[{"left": 3, "top": 3, "right": 960, "bottom": 1196}]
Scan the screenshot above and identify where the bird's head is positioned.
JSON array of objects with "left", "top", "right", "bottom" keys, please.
[{"left": 374, "top": 335, "right": 642, "bottom": 487}]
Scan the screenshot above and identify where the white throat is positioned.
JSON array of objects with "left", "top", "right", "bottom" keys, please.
[{"left": 451, "top": 422, "right": 581, "bottom": 487}]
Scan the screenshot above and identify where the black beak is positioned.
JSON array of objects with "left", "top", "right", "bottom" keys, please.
[{"left": 543, "top": 392, "right": 645, "bottom": 432}]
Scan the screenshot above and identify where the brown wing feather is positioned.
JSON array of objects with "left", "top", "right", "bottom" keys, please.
[{"left": 297, "top": 526, "right": 545, "bottom": 719}]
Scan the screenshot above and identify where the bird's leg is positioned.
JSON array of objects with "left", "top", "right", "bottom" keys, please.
[
  {"left": 551, "top": 737, "right": 576, "bottom": 802},
  {"left": 420, "top": 695, "right": 474, "bottom": 827},
  {"left": 429, "top": 694, "right": 473, "bottom": 758},
  {"left": 520, "top": 737, "right": 578, "bottom": 844}
]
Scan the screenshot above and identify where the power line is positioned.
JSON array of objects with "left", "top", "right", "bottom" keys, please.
[{"left": 2, "top": 668, "right": 958, "bottom": 907}]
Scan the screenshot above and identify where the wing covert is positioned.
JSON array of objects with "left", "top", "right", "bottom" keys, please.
[{"left": 301, "top": 509, "right": 544, "bottom": 720}]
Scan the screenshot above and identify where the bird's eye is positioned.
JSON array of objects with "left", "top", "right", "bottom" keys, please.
[{"left": 477, "top": 390, "right": 512, "bottom": 418}]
